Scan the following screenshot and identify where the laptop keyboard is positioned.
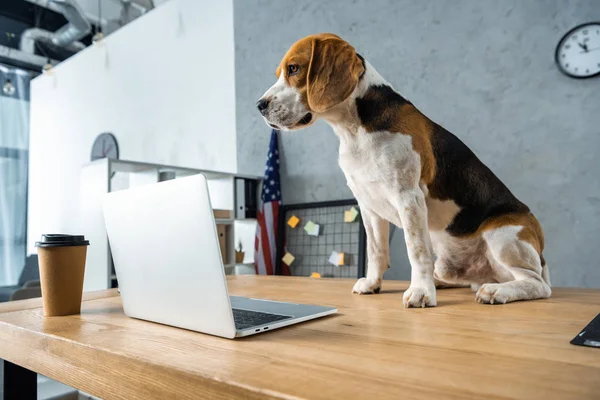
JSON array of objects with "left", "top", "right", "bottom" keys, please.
[{"left": 232, "top": 308, "right": 291, "bottom": 330}]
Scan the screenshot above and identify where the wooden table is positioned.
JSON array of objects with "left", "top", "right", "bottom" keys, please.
[{"left": 0, "top": 276, "right": 599, "bottom": 400}]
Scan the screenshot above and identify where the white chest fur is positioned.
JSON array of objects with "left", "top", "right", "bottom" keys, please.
[
  {"left": 333, "top": 125, "right": 462, "bottom": 235},
  {"left": 334, "top": 127, "right": 421, "bottom": 226},
  {"left": 324, "top": 60, "right": 461, "bottom": 240}
]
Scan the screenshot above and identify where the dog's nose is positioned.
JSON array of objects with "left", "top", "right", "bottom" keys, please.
[{"left": 257, "top": 98, "right": 270, "bottom": 115}]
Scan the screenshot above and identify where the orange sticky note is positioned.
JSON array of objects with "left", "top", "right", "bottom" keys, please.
[
  {"left": 282, "top": 252, "right": 295, "bottom": 265},
  {"left": 339, "top": 252, "right": 345, "bottom": 265},
  {"left": 287, "top": 215, "right": 300, "bottom": 228},
  {"left": 311, "top": 272, "right": 321, "bottom": 278}
]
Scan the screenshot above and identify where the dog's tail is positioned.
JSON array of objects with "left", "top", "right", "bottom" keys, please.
[{"left": 541, "top": 255, "right": 551, "bottom": 286}]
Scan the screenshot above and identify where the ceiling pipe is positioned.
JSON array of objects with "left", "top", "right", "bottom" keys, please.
[
  {"left": 19, "top": 0, "right": 90, "bottom": 56},
  {"left": 0, "top": 45, "right": 56, "bottom": 71},
  {"left": 20, "top": 28, "right": 86, "bottom": 54},
  {"left": 48, "top": 0, "right": 92, "bottom": 47},
  {"left": 25, "top": 0, "right": 155, "bottom": 37},
  {"left": 23, "top": 0, "right": 62, "bottom": 14}
]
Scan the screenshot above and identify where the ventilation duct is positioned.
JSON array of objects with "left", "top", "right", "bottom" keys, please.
[
  {"left": 19, "top": 0, "right": 91, "bottom": 54},
  {"left": 0, "top": 45, "right": 54, "bottom": 72},
  {"left": 49, "top": 0, "right": 92, "bottom": 46},
  {"left": 20, "top": 28, "right": 85, "bottom": 54}
]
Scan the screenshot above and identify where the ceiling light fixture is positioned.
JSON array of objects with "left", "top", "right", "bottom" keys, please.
[
  {"left": 92, "top": 31, "right": 104, "bottom": 45},
  {"left": 93, "top": 0, "right": 104, "bottom": 46},
  {"left": 2, "top": 79, "right": 16, "bottom": 96},
  {"left": 43, "top": 59, "right": 54, "bottom": 76}
]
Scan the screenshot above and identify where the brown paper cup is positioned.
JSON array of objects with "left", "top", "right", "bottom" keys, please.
[{"left": 36, "top": 234, "right": 89, "bottom": 317}]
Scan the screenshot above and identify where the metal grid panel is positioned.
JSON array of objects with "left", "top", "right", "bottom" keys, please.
[{"left": 284, "top": 205, "right": 360, "bottom": 278}]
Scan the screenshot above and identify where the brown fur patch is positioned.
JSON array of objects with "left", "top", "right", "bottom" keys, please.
[
  {"left": 275, "top": 37, "right": 314, "bottom": 109},
  {"left": 275, "top": 33, "right": 364, "bottom": 113},
  {"left": 306, "top": 37, "right": 364, "bottom": 112},
  {"left": 356, "top": 86, "right": 436, "bottom": 184},
  {"left": 478, "top": 212, "right": 545, "bottom": 256},
  {"left": 395, "top": 105, "right": 436, "bottom": 185}
]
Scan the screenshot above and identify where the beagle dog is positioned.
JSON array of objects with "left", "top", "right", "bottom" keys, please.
[{"left": 258, "top": 33, "right": 551, "bottom": 307}]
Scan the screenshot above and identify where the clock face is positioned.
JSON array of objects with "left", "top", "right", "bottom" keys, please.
[
  {"left": 556, "top": 22, "right": 600, "bottom": 78},
  {"left": 91, "top": 133, "right": 119, "bottom": 161}
]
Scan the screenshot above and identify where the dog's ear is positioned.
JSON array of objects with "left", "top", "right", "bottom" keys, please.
[{"left": 307, "top": 37, "right": 364, "bottom": 113}]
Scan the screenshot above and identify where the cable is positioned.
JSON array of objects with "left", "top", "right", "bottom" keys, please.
[{"left": 98, "top": 0, "right": 103, "bottom": 34}]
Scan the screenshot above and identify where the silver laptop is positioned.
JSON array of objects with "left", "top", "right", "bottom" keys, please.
[{"left": 102, "top": 174, "right": 336, "bottom": 338}]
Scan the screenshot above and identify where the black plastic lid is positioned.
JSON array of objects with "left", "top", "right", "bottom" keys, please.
[{"left": 35, "top": 234, "right": 90, "bottom": 248}]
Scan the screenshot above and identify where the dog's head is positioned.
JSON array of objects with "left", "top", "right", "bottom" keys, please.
[{"left": 257, "top": 33, "right": 364, "bottom": 131}]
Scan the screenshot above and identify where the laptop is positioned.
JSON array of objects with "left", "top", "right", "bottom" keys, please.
[{"left": 102, "top": 174, "right": 336, "bottom": 339}]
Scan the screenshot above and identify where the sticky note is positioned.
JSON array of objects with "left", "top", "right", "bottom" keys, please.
[
  {"left": 328, "top": 251, "right": 340, "bottom": 266},
  {"left": 328, "top": 251, "right": 344, "bottom": 266},
  {"left": 304, "top": 221, "right": 320, "bottom": 236},
  {"left": 287, "top": 215, "right": 300, "bottom": 228},
  {"left": 344, "top": 207, "right": 359, "bottom": 222},
  {"left": 282, "top": 252, "right": 295, "bottom": 265},
  {"left": 344, "top": 210, "right": 352, "bottom": 222},
  {"left": 311, "top": 272, "right": 321, "bottom": 279}
]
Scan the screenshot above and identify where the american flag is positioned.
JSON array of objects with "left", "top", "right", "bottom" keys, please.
[{"left": 254, "top": 130, "right": 287, "bottom": 275}]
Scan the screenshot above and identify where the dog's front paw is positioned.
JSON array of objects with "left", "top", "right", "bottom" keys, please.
[
  {"left": 476, "top": 283, "right": 510, "bottom": 304},
  {"left": 403, "top": 283, "right": 437, "bottom": 308},
  {"left": 352, "top": 277, "right": 381, "bottom": 295}
]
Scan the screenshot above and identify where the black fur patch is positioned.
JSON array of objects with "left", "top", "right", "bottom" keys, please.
[
  {"left": 355, "top": 85, "right": 411, "bottom": 132},
  {"left": 428, "top": 124, "right": 529, "bottom": 236},
  {"left": 355, "top": 83, "right": 527, "bottom": 236},
  {"left": 356, "top": 53, "right": 366, "bottom": 80}
]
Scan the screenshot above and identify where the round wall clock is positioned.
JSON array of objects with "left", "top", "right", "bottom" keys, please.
[
  {"left": 555, "top": 22, "right": 600, "bottom": 79},
  {"left": 91, "top": 132, "right": 119, "bottom": 161}
]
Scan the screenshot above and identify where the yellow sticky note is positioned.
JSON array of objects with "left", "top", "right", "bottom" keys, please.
[
  {"left": 344, "top": 207, "right": 359, "bottom": 222},
  {"left": 344, "top": 210, "right": 353, "bottom": 222},
  {"left": 282, "top": 252, "right": 295, "bottom": 265},
  {"left": 339, "top": 252, "right": 345, "bottom": 265},
  {"left": 287, "top": 215, "right": 300, "bottom": 228},
  {"left": 311, "top": 272, "right": 321, "bottom": 278},
  {"left": 304, "top": 221, "right": 320, "bottom": 236}
]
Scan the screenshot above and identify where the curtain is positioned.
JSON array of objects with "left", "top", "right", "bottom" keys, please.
[{"left": 0, "top": 63, "right": 35, "bottom": 286}]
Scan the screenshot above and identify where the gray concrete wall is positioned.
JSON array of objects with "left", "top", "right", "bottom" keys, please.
[{"left": 235, "top": 0, "right": 600, "bottom": 287}]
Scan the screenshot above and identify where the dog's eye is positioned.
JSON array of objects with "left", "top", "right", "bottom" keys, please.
[{"left": 287, "top": 65, "right": 300, "bottom": 76}]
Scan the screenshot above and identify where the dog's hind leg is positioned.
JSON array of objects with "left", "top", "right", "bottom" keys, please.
[
  {"left": 476, "top": 225, "right": 551, "bottom": 304},
  {"left": 352, "top": 205, "right": 389, "bottom": 295}
]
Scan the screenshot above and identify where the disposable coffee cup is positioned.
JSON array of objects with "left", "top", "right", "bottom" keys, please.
[{"left": 35, "top": 234, "right": 90, "bottom": 317}]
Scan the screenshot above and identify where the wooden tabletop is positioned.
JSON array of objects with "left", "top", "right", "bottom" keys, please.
[{"left": 0, "top": 276, "right": 598, "bottom": 400}]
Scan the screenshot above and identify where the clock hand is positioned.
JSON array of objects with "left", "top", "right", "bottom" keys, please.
[
  {"left": 579, "top": 47, "right": 600, "bottom": 53},
  {"left": 103, "top": 144, "right": 113, "bottom": 157},
  {"left": 578, "top": 42, "right": 588, "bottom": 52}
]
